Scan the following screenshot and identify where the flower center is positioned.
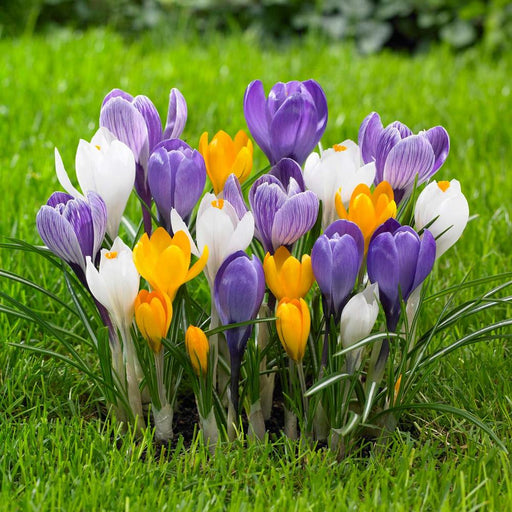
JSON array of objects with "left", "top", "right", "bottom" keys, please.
[
  {"left": 437, "top": 181, "right": 450, "bottom": 192},
  {"left": 211, "top": 199, "right": 224, "bottom": 209},
  {"left": 95, "top": 145, "right": 101, "bottom": 151},
  {"left": 333, "top": 144, "right": 347, "bottom": 152},
  {"left": 105, "top": 251, "right": 118, "bottom": 259}
]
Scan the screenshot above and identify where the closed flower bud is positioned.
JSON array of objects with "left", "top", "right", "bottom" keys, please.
[
  {"left": 134, "top": 290, "right": 173, "bottom": 353},
  {"left": 185, "top": 326, "right": 209, "bottom": 376},
  {"left": 276, "top": 298, "right": 310, "bottom": 362}
]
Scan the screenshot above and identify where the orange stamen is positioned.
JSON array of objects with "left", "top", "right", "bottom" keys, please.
[
  {"left": 333, "top": 144, "right": 347, "bottom": 152},
  {"left": 105, "top": 251, "right": 118, "bottom": 259},
  {"left": 437, "top": 181, "right": 450, "bottom": 192}
]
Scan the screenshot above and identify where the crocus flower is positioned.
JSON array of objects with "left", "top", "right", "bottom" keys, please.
[
  {"left": 276, "top": 298, "right": 310, "bottom": 363},
  {"left": 36, "top": 191, "right": 107, "bottom": 280},
  {"left": 249, "top": 174, "right": 319, "bottom": 254},
  {"left": 54, "top": 128, "right": 136, "bottom": 239},
  {"left": 222, "top": 174, "right": 248, "bottom": 220},
  {"left": 304, "top": 140, "right": 376, "bottom": 229},
  {"left": 148, "top": 139, "right": 206, "bottom": 231},
  {"left": 359, "top": 112, "right": 450, "bottom": 203},
  {"left": 414, "top": 179, "right": 469, "bottom": 259},
  {"left": 335, "top": 181, "right": 397, "bottom": 252},
  {"left": 164, "top": 88, "right": 188, "bottom": 140},
  {"left": 214, "top": 251, "right": 265, "bottom": 412},
  {"left": 339, "top": 283, "right": 379, "bottom": 373},
  {"left": 199, "top": 130, "right": 253, "bottom": 195},
  {"left": 244, "top": 79, "right": 328, "bottom": 165},
  {"left": 367, "top": 219, "right": 436, "bottom": 331},
  {"left": 85, "top": 237, "right": 140, "bottom": 333},
  {"left": 134, "top": 289, "right": 173, "bottom": 354},
  {"left": 185, "top": 326, "right": 210, "bottom": 376},
  {"left": 263, "top": 246, "right": 314, "bottom": 301},
  {"left": 170, "top": 194, "right": 254, "bottom": 288},
  {"left": 311, "top": 220, "right": 364, "bottom": 320},
  {"left": 132, "top": 227, "right": 208, "bottom": 300},
  {"left": 269, "top": 158, "right": 306, "bottom": 192}
]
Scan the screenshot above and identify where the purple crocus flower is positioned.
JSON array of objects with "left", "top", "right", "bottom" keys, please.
[
  {"left": 358, "top": 112, "right": 450, "bottom": 203},
  {"left": 367, "top": 218, "right": 436, "bottom": 331},
  {"left": 36, "top": 191, "right": 107, "bottom": 283},
  {"left": 214, "top": 251, "right": 265, "bottom": 413},
  {"left": 100, "top": 88, "right": 188, "bottom": 233},
  {"left": 148, "top": 139, "right": 206, "bottom": 231},
  {"left": 269, "top": 157, "right": 306, "bottom": 191},
  {"left": 222, "top": 174, "right": 248, "bottom": 221},
  {"left": 311, "top": 220, "right": 364, "bottom": 321},
  {"left": 244, "top": 79, "right": 328, "bottom": 165},
  {"left": 249, "top": 174, "right": 319, "bottom": 254}
]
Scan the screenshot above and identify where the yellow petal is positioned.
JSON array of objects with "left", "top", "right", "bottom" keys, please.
[
  {"left": 335, "top": 189, "right": 349, "bottom": 219},
  {"left": 230, "top": 146, "right": 252, "bottom": 184},
  {"left": 198, "top": 132, "right": 210, "bottom": 172},
  {"left": 186, "top": 245, "right": 209, "bottom": 283},
  {"left": 185, "top": 325, "right": 209, "bottom": 375},
  {"left": 263, "top": 252, "right": 283, "bottom": 300}
]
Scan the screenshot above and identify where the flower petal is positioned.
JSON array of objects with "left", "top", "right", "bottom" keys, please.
[{"left": 164, "top": 88, "right": 187, "bottom": 139}]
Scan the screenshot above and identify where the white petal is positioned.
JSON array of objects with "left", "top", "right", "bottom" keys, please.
[
  {"left": 170, "top": 209, "right": 199, "bottom": 256},
  {"left": 85, "top": 256, "right": 113, "bottom": 314},
  {"left": 55, "top": 148, "right": 82, "bottom": 198},
  {"left": 225, "top": 211, "right": 254, "bottom": 257}
]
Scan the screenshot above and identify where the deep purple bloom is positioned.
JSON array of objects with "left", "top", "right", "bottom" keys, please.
[
  {"left": 222, "top": 174, "right": 248, "bottom": 221},
  {"left": 367, "top": 219, "right": 436, "bottom": 331},
  {"left": 148, "top": 139, "right": 206, "bottom": 231},
  {"left": 311, "top": 220, "right": 364, "bottom": 320},
  {"left": 359, "top": 112, "right": 450, "bottom": 203},
  {"left": 244, "top": 79, "right": 328, "bottom": 165},
  {"left": 36, "top": 191, "right": 107, "bottom": 281},
  {"left": 269, "top": 158, "right": 306, "bottom": 191},
  {"left": 249, "top": 174, "right": 319, "bottom": 254},
  {"left": 214, "top": 251, "right": 265, "bottom": 412}
]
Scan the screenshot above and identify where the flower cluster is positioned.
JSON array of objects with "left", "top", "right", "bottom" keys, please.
[{"left": 34, "top": 78, "right": 469, "bottom": 449}]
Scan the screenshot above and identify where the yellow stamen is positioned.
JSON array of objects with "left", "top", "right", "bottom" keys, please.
[
  {"left": 211, "top": 199, "right": 224, "bottom": 209},
  {"left": 95, "top": 145, "right": 101, "bottom": 150},
  {"left": 105, "top": 251, "right": 118, "bottom": 259},
  {"left": 333, "top": 144, "right": 347, "bottom": 152},
  {"left": 437, "top": 181, "right": 450, "bottom": 192}
]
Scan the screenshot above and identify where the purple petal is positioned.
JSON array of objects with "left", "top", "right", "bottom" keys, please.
[
  {"left": 370, "top": 218, "right": 402, "bottom": 244},
  {"left": 359, "top": 112, "right": 383, "bottom": 164},
  {"left": 223, "top": 174, "right": 248, "bottom": 220},
  {"left": 375, "top": 126, "right": 401, "bottom": 184},
  {"left": 324, "top": 220, "right": 365, "bottom": 261},
  {"left": 164, "top": 88, "right": 187, "bottom": 140},
  {"left": 244, "top": 80, "right": 272, "bottom": 162},
  {"left": 302, "top": 79, "right": 328, "bottom": 140},
  {"left": 394, "top": 227, "right": 421, "bottom": 300},
  {"left": 36, "top": 205, "right": 85, "bottom": 269},
  {"left": 148, "top": 148, "right": 174, "bottom": 230},
  {"left": 412, "top": 229, "right": 436, "bottom": 292},
  {"left": 331, "top": 235, "right": 361, "bottom": 315},
  {"left": 133, "top": 95, "right": 162, "bottom": 153},
  {"left": 271, "top": 191, "right": 318, "bottom": 250},
  {"left": 383, "top": 135, "right": 435, "bottom": 191},
  {"left": 422, "top": 126, "right": 450, "bottom": 175},
  {"left": 311, "top": 235, "right": 333, "bottom": 306},
  {"left": 62, "top": 198, "right": 94, "bottom": 261},
  {"left": 389, "top": 121, "right": 413, "bottom": 139},
  {"left": 102, "top": 88, "right": 133, "bottom": 107},
  {"left": 86, "top": 191, "right": 107, "bottom": 259},
  {"left": 267, "top": 82, "right": 293, "bottom": 118},
  {"left": 155, "top": 138, "right": 192, "bottom": 153},
  {"left": 47, "top": 191, "right": 74, "bottom": 208},
  {"left": 269, "top": 158, "right": 305, "bottom": 191},
  {"left": 173, "top": 154, "right": 206, "bottom": 221}
]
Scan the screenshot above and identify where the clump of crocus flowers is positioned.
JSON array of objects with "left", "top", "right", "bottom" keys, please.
[{"left": 33, "top": 78, "right": 469, "bottom": 453}]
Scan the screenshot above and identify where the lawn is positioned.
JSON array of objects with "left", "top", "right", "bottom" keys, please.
[{"left": 0, "top": 28, "right": 511, "bottom": 510}]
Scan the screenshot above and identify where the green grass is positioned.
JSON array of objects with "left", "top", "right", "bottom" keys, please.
[{"left": 1, "top": 28, "right": 511, "bottom": 510}]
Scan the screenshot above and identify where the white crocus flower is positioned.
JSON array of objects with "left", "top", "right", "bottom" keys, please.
[
  {"left": 85, "top": 237, "right": 140, "bottom": 333},
  {"left": 171, "top": 193, "right": 254, "bottom": 287},
  {"left": 304, "top": 139, "right": 375, "bottom": 229},
  {"left": 339, "top": 282, "right": 380, "bottom": 373},
  {"left": 414, "top": 179, "right": 469, "bottom": 259},
  {"left": 56, "top": 127, "right": 136, "bottom": 239}
]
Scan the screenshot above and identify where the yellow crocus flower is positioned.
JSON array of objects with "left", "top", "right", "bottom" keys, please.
[
  {"left": 134, "top": 289, "right": 173, "bottom": 353},
  {"left": 199, "top": 130, "right": 253, "bottom": 195},
  {"left": 335, "top": 181, "right": 397, "bottom": 252},
  {"left": 263, "top": 246, "right": 315, "bottom": 301},
  {"left": 185, "top": 326, "right": 209, "bottom": 376},
  {"left": 276, "top": 298, "right": 310, "bottom": 363},
  {"left": 133, "top": 227, "right": 208, "bottom": 299}
]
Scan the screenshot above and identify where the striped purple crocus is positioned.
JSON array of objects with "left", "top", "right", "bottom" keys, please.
[
  {"left": 311, "top": 220, "right": 364, "bottom": 322},
  {"left": 214, "top": 251, "right": 265, "bottom": 414},
  {"left": 244, "top": 79, "right": 328, "bottom": 165},
  {"left": 148, "top": 139, "right": 206, "bottom": 231},
  {"left": 36, "top": 191, "right": 107, "bottom": 283},
  {"left": 249, "top": 174, "right": 319, "bottom": 254},
  {"left": 367, "top": 218, "right": 436, "bottom": 332},
  {"left": 359, "top": 112, "right": 450, "bottom": 204}
]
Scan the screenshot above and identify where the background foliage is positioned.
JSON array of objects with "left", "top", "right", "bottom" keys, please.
[{"left": 1, "top": 0, "right": 512, "bottom": 53}]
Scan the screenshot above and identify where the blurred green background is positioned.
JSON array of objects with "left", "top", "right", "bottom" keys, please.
[{"left": 2, "top": 0, "right": 512, "bottom": 54}]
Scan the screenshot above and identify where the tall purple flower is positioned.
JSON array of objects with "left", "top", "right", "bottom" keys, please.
[
  {"left": 249, "top": 174, "right": 319, "bottom": 254},
  {"left": 367, "top": 218, "right": 436, "bottom": 331},
  {"left": 148, "top": 139, "right": 206, "bottom": 231},
  {"left": 359, "top": 112, "right": 450, "bottom": 203},
  {"left": 214, "top": 251, "right": 265, "bottom": 414},
  {"left": 311, "top": 220, "right": 364, "bottom": 321},
  {"left": 100, "top": 88, "right": 188, "bottom": 233},
  {"left": 244, "top": 80, "right": 328, "bottom": 165},
  {"left": 36, "top": 191, "right": 107, "bottom": 283}
]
